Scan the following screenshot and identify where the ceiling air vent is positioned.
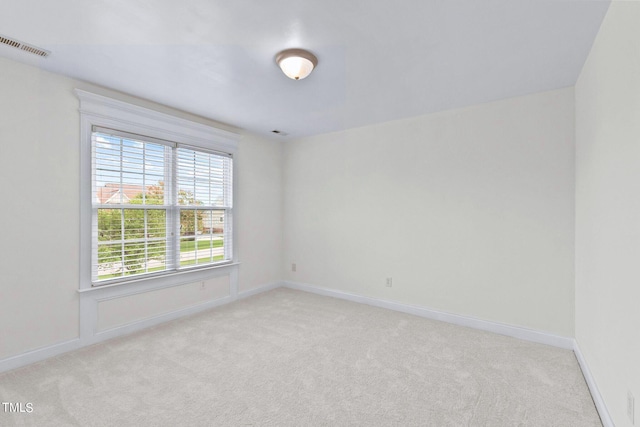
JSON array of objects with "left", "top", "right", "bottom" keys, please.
[{"left": 0, "top": 34, "right": 50, "bottom": 57}]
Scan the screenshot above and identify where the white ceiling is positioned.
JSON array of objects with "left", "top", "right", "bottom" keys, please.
[{"left": 0, "top": 0, "right": 610, "bottom": 139}]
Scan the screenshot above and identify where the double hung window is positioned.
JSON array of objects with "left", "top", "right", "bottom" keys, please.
[{"left": 92, "top": 127, "right": 233, "bottom": 284}]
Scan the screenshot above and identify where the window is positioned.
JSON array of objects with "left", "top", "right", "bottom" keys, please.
[{"left": 92, "top": 127, "right": 233, "bottom": 284}]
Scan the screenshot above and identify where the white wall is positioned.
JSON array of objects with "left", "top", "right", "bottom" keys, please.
[
  {"left": 283, "top": 88, "right": 576, "bottom": 337},
  {"left": 97, "top": 275, "right": 230, "bottom": 331},
  {"left": 0, "top": 57, "right": 283, "bottom": 361},
  {"left": 236, "top": 133, "right": 283, "bottom": 292},
  {"left": 575, "top": 1, "right": 640, "bottom": 425},
  {"left": 0, "top": 57, "right": 80, "bottom": 359}
]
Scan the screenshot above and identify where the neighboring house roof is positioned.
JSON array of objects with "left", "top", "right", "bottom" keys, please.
[
  {"left": 96, "top": 183, "right": 147, "bottom": 204},
  {"left": 96, "top": 183, "right": 222, "bottom": 206}
]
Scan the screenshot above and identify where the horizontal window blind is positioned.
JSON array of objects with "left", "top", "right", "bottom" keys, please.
[
  {"left": 176, "top": 147, "right": 233, "bottom": 268},
  {"left": 91, "top": 127, "right": 233, "bottom": 284}
]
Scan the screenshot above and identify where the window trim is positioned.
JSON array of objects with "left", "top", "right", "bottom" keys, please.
[
  {"left": 77, "top": 89, "right": 239, "bottom": 291},
  {"left": 91, "top": 129, "right": 234, "bottom": 284}
]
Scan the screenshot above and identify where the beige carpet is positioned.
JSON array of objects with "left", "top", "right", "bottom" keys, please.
[{"left": 0, "top": 288, "right": 601, "bottom": 426}]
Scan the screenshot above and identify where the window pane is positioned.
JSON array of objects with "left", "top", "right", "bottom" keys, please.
[
  {"left": 147, "top": 240, "right": 168, "bottom": 273},
  {"left": 92, "top": 126, "right": 233, "bottom": 284},
  {"left": 176, "top": 148, "right": 232, "bottom": 207},
  {"left": 93, "top": 131, "right": 169, "bottom": 206},
  {"left": 179, "top": 209, "right": 225, "bottom": 267},
  {"left": 147, "top": 210, "right": 166, "bottom": 238},
  {"left": 180, "top": 209, "right": 199, "bottom": 237},
  {"left": 95, "top": 207, "right": 168, "bottom": 281},
  {"left": 123, "top": 209, "right": 145, "bottom": 239},
  {"left": 98, "top": 209, "right": 122, "bottom": 241},
  {"left": 122, "top": 242, "right": 146, "bottom": 275},
  {"left": 97, "top": 243, "right": 122, "bottom": 280}
]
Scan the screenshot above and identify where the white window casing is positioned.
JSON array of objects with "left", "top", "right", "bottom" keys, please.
[{"left": 77, "top": 89, "right": 240, "bottom": 290}]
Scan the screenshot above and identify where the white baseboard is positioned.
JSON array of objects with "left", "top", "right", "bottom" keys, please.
[
  {"left": 237, "top": 281, "right": 282, "bottom": 300},
  {"left": 573, "top": 341, "right": 614, "bottom": 427},
  {"left": 282, "top": 281, "right": 620, "bottom": 422},
  {"left": 282, "top": 282, "right": 619, "bottom": 422},
  {"left": 1, "top": 278, "right": 613, "bottom": 427},
  {"left": 91, "top": 294, "right": 236, "bottom": 344},
  {"left": 0, "top": 338, "right": 83, "bottom": 374},
  {"left": 0, "top": 281, "right": 282, "bottom": 374},
  {"left": 0, "top": 297, "right": 237, "bottom": 374},
  {"left": 283, "top": 281, "right": 575, "bottom": 350}
]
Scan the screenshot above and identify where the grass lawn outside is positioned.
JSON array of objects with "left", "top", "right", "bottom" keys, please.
[
  {"left": 180, "top": 238, "right": 223, "bottom": 252},
  {"left": 98, "top": 239, "right": 224, "bottom": 280}
]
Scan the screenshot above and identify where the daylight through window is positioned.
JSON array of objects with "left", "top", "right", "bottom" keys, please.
[{"left": 92, "top": 127, "right": 233, "bottom": 284}]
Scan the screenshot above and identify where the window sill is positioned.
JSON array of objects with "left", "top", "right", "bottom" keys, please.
[{"left": 78, "top": 262, "right": 240, "bottom": 293}]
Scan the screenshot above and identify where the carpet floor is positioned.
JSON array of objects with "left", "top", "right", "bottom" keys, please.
[{"left": 0, "top": 288, "right": 601, "bottom": 426}]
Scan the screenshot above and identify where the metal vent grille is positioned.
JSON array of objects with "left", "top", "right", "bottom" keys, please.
[{"left": 0, "top": 34, "right": 50, "bottom": 57}]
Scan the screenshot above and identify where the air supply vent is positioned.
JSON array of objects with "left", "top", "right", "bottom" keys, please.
[{"left": 0, "top": 34, "right": 50, "bottom": 57}]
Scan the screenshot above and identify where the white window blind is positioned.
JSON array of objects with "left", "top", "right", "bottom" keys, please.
[
  {"left": 91, "top": 127, "right": 233, "bottom": 284},
  {"left": 176, "top": 146, "right": 233, "bottom": 268}
]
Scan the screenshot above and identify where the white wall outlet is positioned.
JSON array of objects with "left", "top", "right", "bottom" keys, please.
[
  {"left": 200, "top": 281, "right": 205, "bottom": 290},
  {"left": 628, "top": 391, "right": 635, "bottom": 424},
  {"left": 292, "top": 263, "right": 297, "bottom": 272},
  {"left": 385, "top": 277, "right": 393, "bottom": 287}
]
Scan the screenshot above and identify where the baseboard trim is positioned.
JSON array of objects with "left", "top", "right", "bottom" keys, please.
[
  {"left": 0, "top": 281, "right": 282, "bottom": 374},
  {"left": 283, "top": 280, "right": 575, "bottom": 350},
  {"left": 1, "top": 278, "right": 613, "bottom": 427},
  {"left": 91, "top": 295, "right": 237, "bottom": 344},
  {"left": 0, "top": 338, "right": 83, "bottom": 374},
  {"left": 237, "top": 281, "right": 283, "bottom": 300},
  {"left": 573, "top": 340, "right": 614, "bottom": 427}
]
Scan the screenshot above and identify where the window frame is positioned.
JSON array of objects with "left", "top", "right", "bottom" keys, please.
[{"left": 77, "top": 89, "right": 239, "bottom": 291}]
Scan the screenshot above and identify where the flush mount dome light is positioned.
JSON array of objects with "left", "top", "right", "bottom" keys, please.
[{"left": 275, "top": 48, "right": 318, "bottom": 80}]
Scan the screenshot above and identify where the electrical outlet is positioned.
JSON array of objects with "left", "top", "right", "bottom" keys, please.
[
  {"left": 629, "top": 391, "right": 635, "bottom": 424},
  {"left": 292, "top": 263, "right": 297, "bottom": 272},
  {"left": 200, "top": 281, "right": 205, "bottom": 290},
  {"left": 385, "top": 277, "right": 393, "bottom": 287}
]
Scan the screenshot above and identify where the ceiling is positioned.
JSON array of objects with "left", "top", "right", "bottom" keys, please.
[{"left": 0, "top": 0, "right": 610, "bottom": 139}]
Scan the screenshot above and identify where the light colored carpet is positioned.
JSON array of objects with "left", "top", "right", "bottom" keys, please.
[{"left": 0, "top": 288, "right": 601, "bottom": 426}]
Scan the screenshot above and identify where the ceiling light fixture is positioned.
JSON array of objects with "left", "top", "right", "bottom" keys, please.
[{"left": 275, "top": 48, "right": 318, "bottom": 80}]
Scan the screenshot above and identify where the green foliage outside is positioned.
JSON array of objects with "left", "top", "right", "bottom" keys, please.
[
  {"left": 178, "top": 186, "right": 204, "bottom": 239},
  {"left": 97, "top": 182, "right": 220, "bottom": 279}
]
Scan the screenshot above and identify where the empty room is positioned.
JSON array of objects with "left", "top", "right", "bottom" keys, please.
[{"left": 0, "top": 0, "right": 638, "bottom": 426}]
